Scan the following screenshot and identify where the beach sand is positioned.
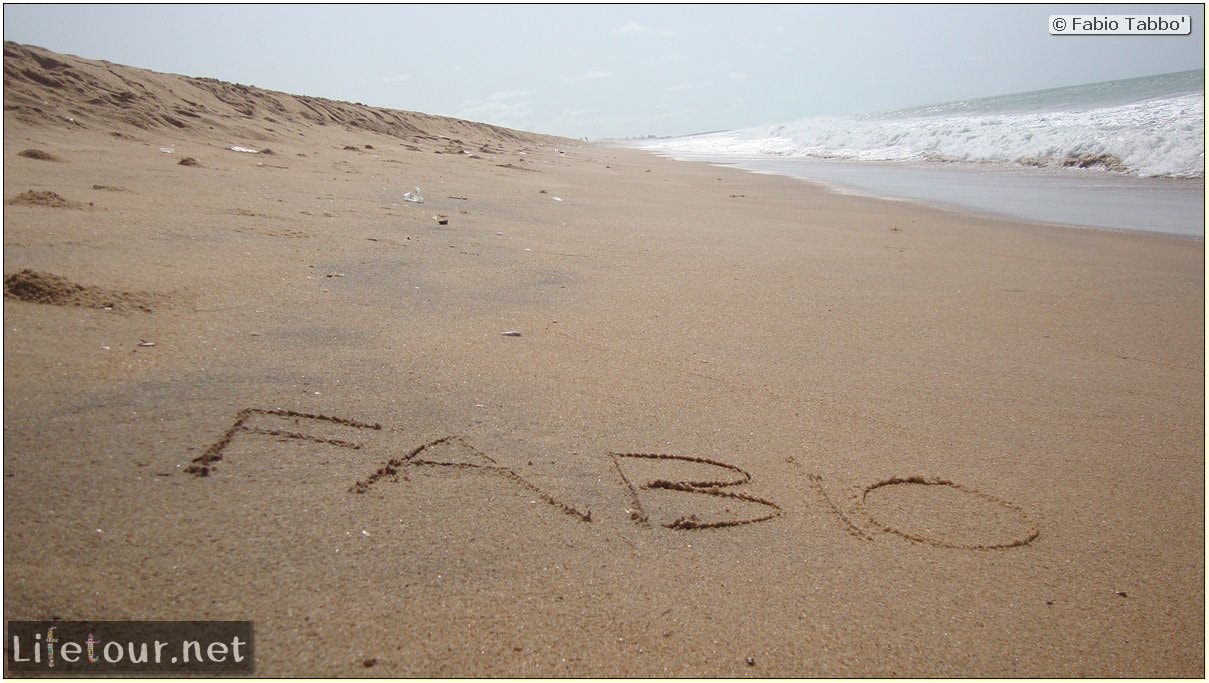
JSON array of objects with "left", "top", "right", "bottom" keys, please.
[{"left": 3, "top": 42, "right": 1204, "bottom": 676}]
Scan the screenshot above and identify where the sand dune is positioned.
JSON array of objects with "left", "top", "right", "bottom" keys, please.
[
  {"left": 3, "top": 43, "right": 1203, "bottom": 677},
  {"left": 3, "top": 41, "right": 556, "bottom": 152}
]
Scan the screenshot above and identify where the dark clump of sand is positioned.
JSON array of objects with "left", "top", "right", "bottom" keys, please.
[
  {"left": 4, "top": 268, "right": 157, "bottom": 312},
  {"left": 17, "top": 148, "right": 58, "bottom": 161},
  {"left": 7, "top": 190, "right": 79, "bottom": 208}
]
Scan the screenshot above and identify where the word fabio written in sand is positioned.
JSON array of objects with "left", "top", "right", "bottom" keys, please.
[{"left": 188, "top": 408, "right": 1039, "bottom": 550}]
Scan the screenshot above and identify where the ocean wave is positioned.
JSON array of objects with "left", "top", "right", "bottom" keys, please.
[{"left": 643, "top": 92, "right": 1205, "bottom": 179}]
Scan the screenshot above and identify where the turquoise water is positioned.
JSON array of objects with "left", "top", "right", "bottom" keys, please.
[{"left": 873, "top": 69, "right": 1204, "bottom": 118}]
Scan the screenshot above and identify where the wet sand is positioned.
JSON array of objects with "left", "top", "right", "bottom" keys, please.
[
  {"left": 3, "top": 42, "right": 1204, "bottom": 677},
  {"left": 642, "top": 152, "right": 1206, "bottom": 237}
]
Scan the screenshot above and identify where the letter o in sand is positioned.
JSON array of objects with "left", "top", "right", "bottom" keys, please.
[{"left": 858, "top": 476, "right": 1039, "bottom": 550}]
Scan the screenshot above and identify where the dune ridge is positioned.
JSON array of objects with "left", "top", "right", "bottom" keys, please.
[{"left": 3, "top": 41, "right": 558, "bottom": 150}]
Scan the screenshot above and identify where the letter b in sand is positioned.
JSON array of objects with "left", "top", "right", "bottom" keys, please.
[{"left": 609, "top": 453, "right": 782, "bottom": 529}]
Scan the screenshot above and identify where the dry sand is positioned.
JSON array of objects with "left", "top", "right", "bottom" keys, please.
[{"left": 3, "top": 42, "right": 1204, "bottom": 677}]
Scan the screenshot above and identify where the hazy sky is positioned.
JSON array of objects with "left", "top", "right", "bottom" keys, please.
[{"left": 3, "top": 4, "right": 1204, "bottom": 139}]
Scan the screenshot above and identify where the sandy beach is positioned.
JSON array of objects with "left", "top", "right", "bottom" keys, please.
[{"left": 3, "top": 42, "right": 1204, "bottom": 677}]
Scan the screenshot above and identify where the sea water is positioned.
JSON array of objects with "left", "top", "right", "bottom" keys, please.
[{"left": 636, "top": 70, "right": 1205, "bottom": 238}]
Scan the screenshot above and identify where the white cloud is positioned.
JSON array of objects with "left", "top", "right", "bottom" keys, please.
[
  {"left": 613, "top": 20, "right": 674, "bottom": 36},
  {"left": 456, "top": 93, "right": 534, "bottom": 127},
  {"left": 565, "top": 69, "right": 613, "bottom": 82},
  {"left": 488, "top": 90, "right": 532, "bottom": 100},
  {"left": 664, "top": 81, "right": 713, "bottom": 92},
  {"left": 612, "top": 21, "right": 649, "bottom": 34}
]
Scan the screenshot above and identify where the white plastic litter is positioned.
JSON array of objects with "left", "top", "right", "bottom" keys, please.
[
  {"left": 403, "top": 186, "right": 424, "bottom": 203},
  {"left": 228, "top": 146, "right": 260, "bottom": 153},
  {"left": 552, "top": 197, "right": 563, "bottom": 202}
]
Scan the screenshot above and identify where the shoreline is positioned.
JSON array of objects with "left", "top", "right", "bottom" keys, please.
[
  {"left": 631, "top": 148, "right": 1206, "bottom": 239},
  {"left": 4, "top": 44, "right": 1204, "bottom": 677}
]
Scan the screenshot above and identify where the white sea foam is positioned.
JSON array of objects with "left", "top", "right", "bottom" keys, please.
[{"left": 640, "top": 75, "right": 1205, "bottom": 179}]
